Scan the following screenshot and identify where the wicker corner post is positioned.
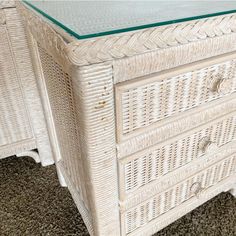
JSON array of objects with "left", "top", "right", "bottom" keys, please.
[{"left": 18, "top": 3, "right": 120, "bottom": 235}]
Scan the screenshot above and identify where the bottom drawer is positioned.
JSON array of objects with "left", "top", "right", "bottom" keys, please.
[{"left": 122, "top": 153, "right": 236, "bottom": 235}]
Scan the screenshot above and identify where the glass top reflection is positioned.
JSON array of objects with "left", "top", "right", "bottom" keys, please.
[{"left": 23, "top": 1, "right": 236, "bottom": 39}]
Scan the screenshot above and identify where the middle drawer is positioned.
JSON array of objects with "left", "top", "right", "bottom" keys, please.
[{"left": 119, "top": 113, "right": 236, "bottom": 199}]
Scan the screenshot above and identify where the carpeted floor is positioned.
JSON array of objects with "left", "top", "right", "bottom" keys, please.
[{"left": 0, "top": 156, "right": 235, "bottom": 236}]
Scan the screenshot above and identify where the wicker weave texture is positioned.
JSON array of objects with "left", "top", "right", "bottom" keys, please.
[
  {"left": 37, "top": 45, "right": 89, "bottom": 208},
  {"left": 123, "top": 154, "right": 236, "bottom": 235},
  {"left": 0, "top": 7, "right": 53, "bottom": 165},
  {"left": 0, "top": 24, "right": 33, "bottom": 147},
  {"left": 117, "top": 58, "right": 236, "bottom": 137},
  {"left": 35, "top": 45, "right": 121, "bottom": 235},
  {"left": 18, "top": 3, "right": 236, "bottom": 235},
  {"left": 117, "top": 95, "right": 236, "bottom": 158},
  {"left": 122, "top": 114, "right": 236, "bottom": 194},
  {"left": 71, "top": 63, "right": 120, "bottom": 236},
  {"left": 4, "top": 7, "right": 54, "bottom": 165}
]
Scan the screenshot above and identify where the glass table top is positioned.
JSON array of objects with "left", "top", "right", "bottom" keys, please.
[{"left": 23, "top": 1, "right": 236, "bottom": 40}]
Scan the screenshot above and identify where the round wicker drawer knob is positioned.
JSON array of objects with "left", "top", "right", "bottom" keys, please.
[
  {"left": 216, "top": 78, "right": 232, "bottom": 95},
  {"left": 190, "top": 182, "right": 204, "bottom": 198},
  {"left": 209, "top": 76, "right": 232, "bottom": 95},
  {"left": 199, "top": 137, "right": 218, "bottom": 153}
]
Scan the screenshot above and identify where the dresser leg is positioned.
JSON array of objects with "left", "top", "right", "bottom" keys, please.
[
  {"left": 229, "top": 185, "right": 236, "bottom": 198},
  {"left": 16, "top": 150, "right": 40, "bottom": 163},
  {"left": 56, "top": 165, "right": 67, "bottom": 187}
]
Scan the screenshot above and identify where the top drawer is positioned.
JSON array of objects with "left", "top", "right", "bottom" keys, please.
[{"left": 116, "top": 53, "right": 236, "bottom": 141}]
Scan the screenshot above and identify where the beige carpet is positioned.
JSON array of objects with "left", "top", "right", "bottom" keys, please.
[{"left": 0, "top": 156, "right": 235, "bottom": 236}]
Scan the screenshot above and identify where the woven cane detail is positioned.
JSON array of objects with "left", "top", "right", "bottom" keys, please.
[{"left": 119, "top": 59, "right": 236, "bottom": 136}]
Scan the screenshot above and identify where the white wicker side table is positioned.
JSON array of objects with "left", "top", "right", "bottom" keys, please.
[
  {"left": 19, "top": 1, "right": 236, "bottom": 236},
  {"left": 0, "top": 0, "right": 53, "bottom": 166}
]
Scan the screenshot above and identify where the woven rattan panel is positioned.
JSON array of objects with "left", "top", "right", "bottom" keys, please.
[
  {"left": 116, "top": 59, "right": 236, "bottom": 137},
  {"left": 123, "top": 154, "right": 236, "bottom": 235},
  {"left": 37, "top": 45, "right": 89, "bottom": 209},
  {"left": 0, "top": 25, "right": 33, "bottom": 146},
  {"left": 122, "top": 114, "right": 236, "bottom": 194}
]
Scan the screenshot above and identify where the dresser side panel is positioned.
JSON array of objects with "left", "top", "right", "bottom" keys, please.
[{"left": 5, "top": 7, "right": 54, "bottom": 165}]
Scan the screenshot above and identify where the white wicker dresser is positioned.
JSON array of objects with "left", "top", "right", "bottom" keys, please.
[
  {"left": 18, "top": 1, "right": 236, "bottom": 236},
  {"left": 0, "top": 0, "right": 53, "bottom": 166}
]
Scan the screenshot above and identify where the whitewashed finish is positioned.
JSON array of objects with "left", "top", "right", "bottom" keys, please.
[
  {"left": 18, "top": 2, "right": 236, "bottom": 236},
  {"left": 0, "top": 4, "right": 53, "bottom": 165}
]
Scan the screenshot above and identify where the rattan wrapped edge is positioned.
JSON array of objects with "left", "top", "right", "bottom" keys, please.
[{"left": 18, "top": 2, "right": 236, "bottom": 69}]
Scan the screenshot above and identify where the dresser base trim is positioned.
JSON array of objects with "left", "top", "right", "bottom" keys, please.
[
  {"left": 16, "top": 150, "right": 40, "bottom": 163},
  {"left": 0, "top": 139, "right": 36, "bottom": 160}
]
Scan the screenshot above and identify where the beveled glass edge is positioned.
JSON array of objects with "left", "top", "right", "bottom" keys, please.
[{"left": 22, "top": 0, "right": 236, "bottom": 40}]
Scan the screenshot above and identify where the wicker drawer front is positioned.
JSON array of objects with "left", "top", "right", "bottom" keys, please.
[
  {"left": 116, "top": 54, "right": 236, "bottom": 140},
  {"left": 122, "top": 154, "right": 236, "bottom": 235},
  {"left": 120, "top": 114, "right": 236, "bottom": 196}
]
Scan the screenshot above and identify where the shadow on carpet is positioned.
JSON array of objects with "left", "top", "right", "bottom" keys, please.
[{"left": 0, "top": 156, "right": 235, "bottom": 236}]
